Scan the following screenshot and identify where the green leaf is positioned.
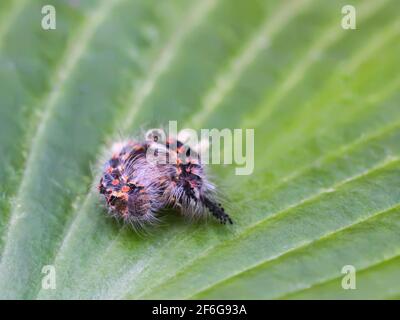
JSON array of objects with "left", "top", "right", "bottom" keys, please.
[{"left": 0, "top": 0, "right": 399, "bottom": 299}]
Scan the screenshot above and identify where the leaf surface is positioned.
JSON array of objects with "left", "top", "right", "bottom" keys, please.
[{"left": 0, "top": 0, "right": 399, "bottom": 299}]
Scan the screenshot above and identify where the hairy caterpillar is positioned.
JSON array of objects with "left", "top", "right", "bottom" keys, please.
[{"left": 98, "top": 135, "right": 232, "bottom": 229}]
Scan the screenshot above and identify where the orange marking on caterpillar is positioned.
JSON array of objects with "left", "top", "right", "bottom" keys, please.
[
  {"left": 133, "top": 145, "right": 144, "bottom": 151},
  {"left": 121, "top": 185, "right": 130, "bottom": 193}
]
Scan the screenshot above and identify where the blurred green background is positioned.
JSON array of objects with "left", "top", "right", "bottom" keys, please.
[{"left": 0, "top": 0, "right": 400, "bottom": 299}]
